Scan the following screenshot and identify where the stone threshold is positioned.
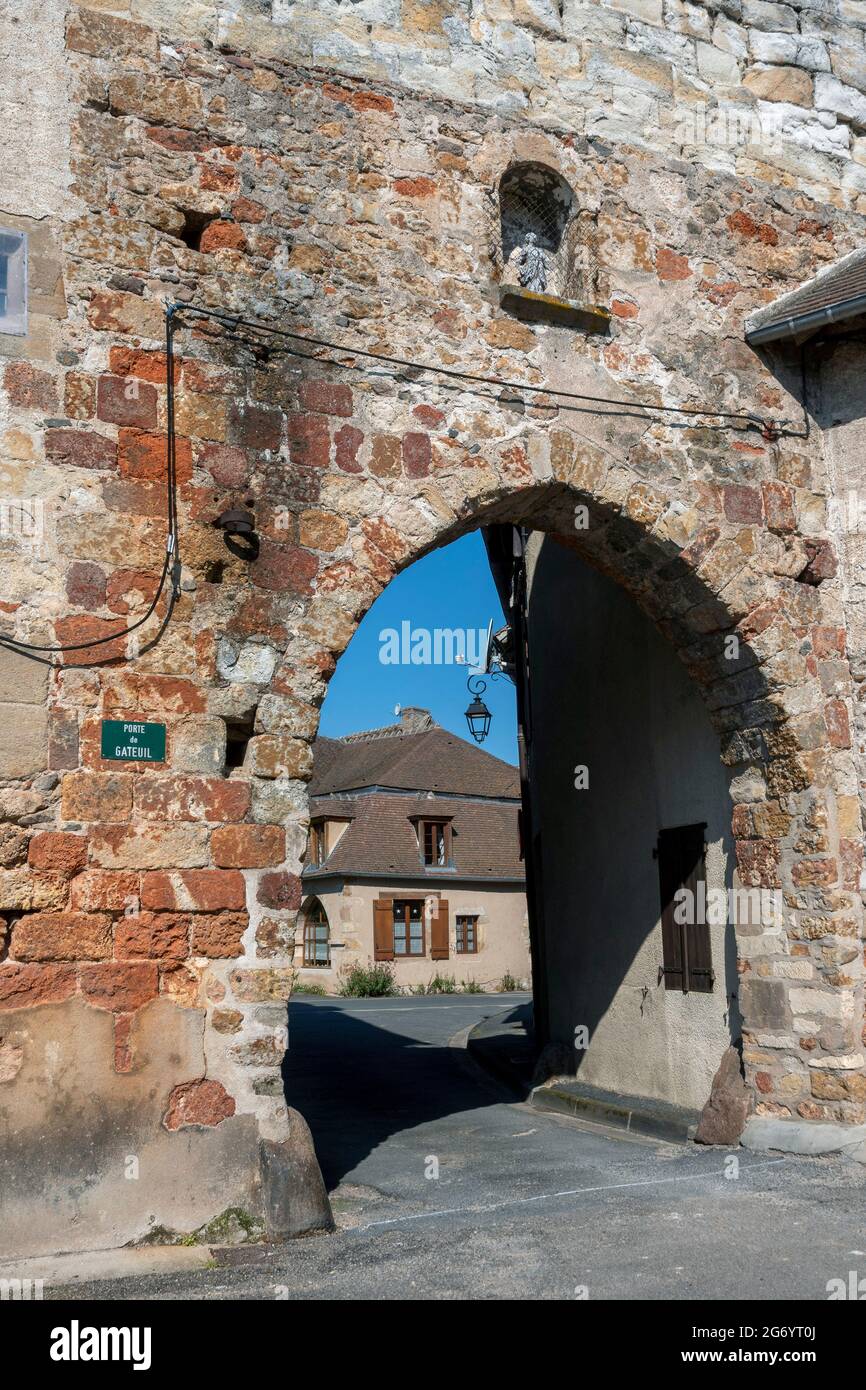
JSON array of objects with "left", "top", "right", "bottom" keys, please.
[
  {"left": 530, "top": 1077, "right": 701, "bottom": 1144},
  {"left": 499, "top": 285, "right": 611, "bottom": 334}
]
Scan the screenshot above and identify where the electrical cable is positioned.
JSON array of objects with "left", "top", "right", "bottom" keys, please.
[
  {"left": 173, "top": 302, "right": 778, "bottom": 430},
  {"left": 0, "top": 306, "right": 182, "bottom": 667}
]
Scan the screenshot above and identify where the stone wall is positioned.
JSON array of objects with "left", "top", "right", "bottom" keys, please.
[{"left": 0, "top": 0, "right": 864, "bottom": 1254}]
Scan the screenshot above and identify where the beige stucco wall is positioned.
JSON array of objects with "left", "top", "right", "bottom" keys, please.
[
  {"left": 526, "top": 535, "right": 739, "bottom": 1113},
  {"left": 297, "top": 877, "right": 530, "bottom": 992}
]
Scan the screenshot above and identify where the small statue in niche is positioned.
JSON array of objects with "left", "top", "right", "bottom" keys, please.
[{"left": 515, "top": 231, "right": 548, "bottom": 293}]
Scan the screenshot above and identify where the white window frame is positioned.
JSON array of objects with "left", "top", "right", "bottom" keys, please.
[{"left": 0, "top": 229, "right": 28, "bottom": 336}]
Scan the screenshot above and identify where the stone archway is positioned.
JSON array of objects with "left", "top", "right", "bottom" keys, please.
[{"left": 252, "top": 426, "right": 864, "bottom": 1140}]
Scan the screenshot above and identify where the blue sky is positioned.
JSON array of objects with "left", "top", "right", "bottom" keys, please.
[{"left": 319, "top": 530, "right": 519, "bottom": 766}]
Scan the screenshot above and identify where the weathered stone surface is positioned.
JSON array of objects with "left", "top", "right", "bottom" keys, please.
[{"left": 695, "top": 1045, "right": 751, "bottom": 1144}]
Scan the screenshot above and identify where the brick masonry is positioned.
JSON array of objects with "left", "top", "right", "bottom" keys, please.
[{"left": 0, "top": 0, "right": 865, "bottom": 1251}]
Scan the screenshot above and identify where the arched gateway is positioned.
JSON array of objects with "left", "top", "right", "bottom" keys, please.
[{"left": 1, "top": 6, "right": 865, "bottom": 1258}]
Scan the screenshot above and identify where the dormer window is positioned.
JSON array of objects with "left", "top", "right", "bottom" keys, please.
[
  {"left": 420, "top": 819, "right": 451, "bottom": 867},
  {"left": 309, "top": 820, "right": 325, "bottom": 867}
]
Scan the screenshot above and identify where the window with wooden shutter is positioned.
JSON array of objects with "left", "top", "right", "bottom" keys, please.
[
  {"left": 373, "top": 899, "right": 394, "bottom": 961},
  {"left": 430, "top": 898, "right": 449, "bottom": 960},
  {"left": 656, "top": 822, "right": 714, "bottom": 994}
]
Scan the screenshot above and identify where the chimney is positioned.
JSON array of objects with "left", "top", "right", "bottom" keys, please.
[{"left": 399, "top": 707, "right": 433, "bottom": 732}]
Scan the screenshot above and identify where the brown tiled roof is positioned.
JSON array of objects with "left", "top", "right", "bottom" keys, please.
[
  {"left": 309, "top": 716, "right": 521, "bottom": 799},
  {"left": 745, "top": 247, "right": 866, "bottom": 344},
  {"left": 304, "top": 712, "right": 524, "bottom": 881},
  {"left": 303, "top": 792, "right": 525, "bottom": 882}
]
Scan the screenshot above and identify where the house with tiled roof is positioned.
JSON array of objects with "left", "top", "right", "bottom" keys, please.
[{"left": 297, "top": 708, "right": 530, "bottom": 992}]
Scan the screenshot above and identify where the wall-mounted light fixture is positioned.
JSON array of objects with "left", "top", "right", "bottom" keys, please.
[
  {"left": 215, "top": 506, "right": 259, "bottom": 561},
  {"left": 464, "top": 675, "right": 492, "bottom": 745}
]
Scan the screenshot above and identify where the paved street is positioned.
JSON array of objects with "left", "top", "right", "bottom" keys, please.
[{"left": 56, "top": 994, "right": 866, "bottom": 1300}]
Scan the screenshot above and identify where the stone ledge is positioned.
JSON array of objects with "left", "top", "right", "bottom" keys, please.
[
  {"left": 498, "top": 285, "right": 611, "bottom": 334},
  {"left": 741, "top": 1115, "right": 866, "bottom": 1163}
]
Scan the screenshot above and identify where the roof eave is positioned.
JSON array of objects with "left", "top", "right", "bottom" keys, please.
[{"left": 745, "top": 293, "right": 866, "bottom": 348}]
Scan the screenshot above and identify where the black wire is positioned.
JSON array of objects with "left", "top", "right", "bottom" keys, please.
[
  {"left": 173, "top": 303, "right": 775, "bottom": 430},
  {"left": 0, "top": 308, "right": 181, "bottom": 666}
]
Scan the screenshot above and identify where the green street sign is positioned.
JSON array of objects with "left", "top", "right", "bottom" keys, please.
[{"left": 101, "top": 719, "right": 166, "bottom": 764}]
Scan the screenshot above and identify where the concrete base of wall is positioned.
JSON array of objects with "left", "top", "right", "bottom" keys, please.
[
  {"left": 531, "top": 1078, "right": 701, "bottom": 1144},
  {"left": 741, "top": 1116, "right": 866, "bottom": 1164}
]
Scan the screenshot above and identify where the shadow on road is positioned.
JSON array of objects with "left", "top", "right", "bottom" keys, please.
[{"left": 282, "top": 997, "right": 530, "bottom": 1190}]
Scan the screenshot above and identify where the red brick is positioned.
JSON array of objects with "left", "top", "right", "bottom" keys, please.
[
  {"left": 101, "top": 672, "right": 205, "bottom": 715},
  {"left": 611, "top": 298, "right": 639, "bottom": 319},
  {"left": 402, "top": 431, "right": 431, "bottom": 478},
  {"left": 70, "top": 870, "right": 139, "bottom": 912},
  {"left": 145, "top": 126, "right": 210, "bottom": 152},
  {"left": 723, "top": 485, "right": 763, "bottom": 525},
  {"left": 163, "top": 1078, "right": 235, "bottom": 1130},
  {"left": 62, "top": 771, "right": 134, "bottom": 823},
  {"left": 66, "top": 560, "right": 107, "bottom": 610},
  {"left": 825, "top": 698, "right": 850, "bottom": 749},
  {"left": 761, "top": 481, "right": 795, "bottom": 533},
  {"left": 212, "top": 824, "right": 285, "bottom": 868},
  {"left": 335, "top": 424, "right": 363, "bottom": 473},
  {"left": 53, "top": 614, "right": 128, "bottom": 665},
  {"left": 412, "top": 404, "right": 444, "bottom": 427},
  {"left": 228, "top": 401, "right": 282, "bottom": 451},
  {"left": 0, "top": 963, "right": 77, "bottom": 1009},
  {"left": 191, "top": 910, "right": 248, "bottom": 957},
  {"left": 257, "top": 871, "right": 302, "bottom": 910},
  {"left": 45, "top": 428, "right": 116, "bottom": 472},
  {"left": 114, "top": 1013, "right": 134, "bottom": 1072},
  {"left": 298, "top": 380, "right": 353, "bottom": 418},
  {"left": 11, "top": 911, "right": 111, "bottom": 962},
  {"left": 117, "top": 428, "right": 192, "bottom": 482},
  {"left": 286, "top": 412, "right": 330, "bottom": 468},
  {"left": 811, "top": 626, "right": 846, "bottom": 658},
  {"left": 392, "top": 176, "right": 436, "bottom": 197},
  {"left": 134, "top": 777, "right": 250, "bottom": 823},
  {"left": 800, "top": 539, "right": 837, "bottom": 584},
  {"left": 656, "top": 247, "right": 692, "bottom": 281},
  {"left": 109, "top": 347, "right": 177, "bottom": 386},
  {"left": 140, "top": 869, "right": 246, "bottom": 912},
  {"left": 232, "top": 196, "right": 266, "bottom": 223},
  {"left": 28, "top": 832, "right": 88, "bottom": 877},
  {"left": 197, "top": 442, "right": 249, "bottom": 487},
  {"left": 96, "top": 367, "right": 159, "bottom": 429},
  {"left": 105, "top": 567, "right": 160, "bottom": 616},
  {"left": 199, "top": 220, "right": 246, "bottom": 254},
  {"left": 181, "top": 360, "right": 244, "bottom": 395},
  {"left": 252, "top": 541, "right": 319, "bottom": 594},
  {"left": 115, "top": 911, "right": 190, "bottom": 961},
  {"left": 4, "top": 362, "right": 58, "bottom": 412},
  {"left": 80, "top": 961, "right": 158, "bottom": 1011}
]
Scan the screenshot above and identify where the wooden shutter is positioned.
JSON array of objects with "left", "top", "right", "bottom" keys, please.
[
  {"left": 430, "top": 898, "right": 449, "bottom": 960},
  {"left": 657, "top": 824, "right": 712, "bottom": 993},
  {"left": 373, "top": 899, "right": 394, "bottom": 961}
]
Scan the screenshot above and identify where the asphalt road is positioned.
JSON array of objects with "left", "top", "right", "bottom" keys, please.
[{"left": 54, "top": 993, "right": 866, "bottom": 1300}]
